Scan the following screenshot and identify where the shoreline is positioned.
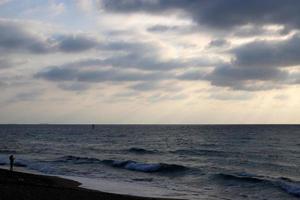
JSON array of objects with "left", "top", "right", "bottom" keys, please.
[
  {"left": 0, "top": 165, "right": 183, "bottom": 199},
  {"left": 0, "top": 168, "right": 184, "bottom": 200}
]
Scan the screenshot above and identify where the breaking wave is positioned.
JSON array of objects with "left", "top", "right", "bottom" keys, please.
[
  {"left": 56, "top": 155, "right": 102, "bottom": 164},
  {"left": 102, "top": 159, "right": 188, "bottom": 173},
  {"left": 2, "top": 155, "right": 189, "bottom": 176},
  {"left": 56, "top": 155, "right": 188, "bottom": 173},
  {"left": 217, "top": 172, "right": 300, "bottom": 197}
]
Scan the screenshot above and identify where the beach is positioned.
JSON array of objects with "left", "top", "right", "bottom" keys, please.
[{"left": 0, "top": 168, "right": 176, "bottom": 200}]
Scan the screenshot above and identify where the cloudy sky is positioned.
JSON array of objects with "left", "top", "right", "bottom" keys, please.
[{"left": 0, "top": 0, "right": 299, "bottom": 124}]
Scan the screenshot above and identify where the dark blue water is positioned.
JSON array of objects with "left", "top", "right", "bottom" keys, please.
[{"left": 0, "top": 125, "right": 299, "bottom": 199}]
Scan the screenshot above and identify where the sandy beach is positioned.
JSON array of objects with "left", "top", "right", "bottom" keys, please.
[{"left": 0, "top": 168, "right": 179, "bottom": 200}]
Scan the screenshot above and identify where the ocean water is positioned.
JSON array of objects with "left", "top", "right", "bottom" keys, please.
[{"left": 0, "top": 125, "right": 299, "bottom": 199}]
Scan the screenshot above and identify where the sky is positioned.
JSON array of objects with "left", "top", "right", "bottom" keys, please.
[{"left": 0, "top": 0, "right": 299, "bottom": 124}]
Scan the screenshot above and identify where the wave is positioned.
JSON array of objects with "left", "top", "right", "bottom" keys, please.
[
  {"left": 0, "top": 157, "right": 27, "bottom": 167},
  {"left": 279, "top": 180, "right": 300, "bottom": 197},
  {"left": 14, "top": 160, "right": 27, "bottom": 167},
  {"left": 102, "top": 159, "right": 188, "bottom": 173},
  {"left": 216, "top": 172, "right": 300, "bottom": 197},
  {"left": 217, "top": 172, "right": 265, "bottom": 183},
  {"left": 2, "top": 155, "right": 187, "bottom": 175},
  {"left": 57, "top": 155, "right": 102, "bottom": 164},
  {"left": 0, "top": 149, "right": 17, "bottom": 154},
  {"left": 170, "top": 148, "right": 228, "bottom": 157},
  {"left": 56, "top": 156, "right": 188, "bottom": 173},
  {"left": 127, "top": 147, "right": 157, "bottom": 154},
  {"left": 132, "top": 178, "right": 153, "bottom": 182}
]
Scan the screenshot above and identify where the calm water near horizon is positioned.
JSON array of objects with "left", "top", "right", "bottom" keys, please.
[{"left": 0, "top": 125, "right": 299, "bottom": 199}]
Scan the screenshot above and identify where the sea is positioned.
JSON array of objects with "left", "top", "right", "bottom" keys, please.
[{"left": 0, "top": 125, "right": 299, "bottom": 200}]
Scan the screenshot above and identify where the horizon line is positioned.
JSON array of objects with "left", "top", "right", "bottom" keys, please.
[{"left": 0, "top": 123, "right": 299, "bottom": 126}]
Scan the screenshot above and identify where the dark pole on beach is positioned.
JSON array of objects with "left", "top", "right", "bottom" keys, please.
[{"left": 9, "top": 155, "right": 15, "bottom": 171}]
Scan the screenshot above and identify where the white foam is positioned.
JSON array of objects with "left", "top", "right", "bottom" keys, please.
[
  {"left": 124, "top": 162, "right": 161, "bottom": 172},
  {"left": 279, "top": 182, "right": 300, "bottom": 197},
  {"left": 0, "top": 156, "right": 7, "bottom": 165}
]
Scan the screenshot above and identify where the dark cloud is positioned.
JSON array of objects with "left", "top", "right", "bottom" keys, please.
[
  {"left": 98, "top": 54, "right": 182, "bottom": 70},
  {"left": 178, "top": 65, "right": 290, "bottom": 91},
  {"left": 193, "top": 0, "right": 300, "bottom": 30},
  {"left": 0, "top": 19, "right": 101, "bottom": 54},
  {"left": 0, "top": 58, "right": 28, "bottom": 69},
  {"left": 233, "top": 34, "right": 300, "bottom": 67},
  {"left": 0, "top": 20, "right": 52, "bottom": 53},
  {"left": 207, "top": 39, "right": 229, "bottom": 48},
  {"left": 34, "top": 67, "right": 77, "bottom": 81},
  {"left": 147, "top": 25, "right": 182, "bottom": 32},
  {"left": 77, "top": 69, "right": 166, "bottom": 82},
  {"left": 101, "top": 0, "right": 182, "bottom": 14},
  {"left": 0, "top": 18, "right": 220, "bottom": 76},
  {"left": 57, "top": 35, "right": 98, "bottom": 52},
  {"left": 46, "top": 41, "right": 220, "bottom": 71},
  {"left": 35, "top": 67, "right": 168, "bottom": 83},
  {"left": 130, "top": 81, "right": 161, "bottom": 91},
  {"left": 98, "top": 41, "right": 153, "bottom": 52},
  {"left": 91, "top": 56, "right": 215, "bottom": 70},
  {"left": 36, "top": 60, "right": 297, "bottom": 92},
  {"left": 8, "top": 90, "right": 43, "bottom": 103},
  {"left": 209, "top": 65, "right": 287, "bottom": 82},
  {"left": 130, "top": 81, "right": 181, "bottom": 92},
  {"left": 206, "top": 65, "right": 288, "bottom": 90},
  {"left": 199, "top": 33, "right": 300, "bottom": 90},
  {"left": 101, "top": 0, "right": 300, "bottom": 31},
  {"left": 4, "top": 1, "right": 297, "bottom": 94},
  {"left": 48, "top": 55, "right": 187, "bottom": 71},
  {"left": 57, "top": 82, "right": 90, "bottom": 91},
  {"left": 146, "top": 24, "right": 198, "bottom": 35},
  {"left": 98, "top": 53, "right": 217, "bottom": 71},
  {"left": 33, "top": 34, "right": 222, "bottom": 92},
  {"left": 147, "top": 24, "right": 204, "bottom": 36},
  {"left": 177, "top": 70, "right": 206, "bottom": 81}
]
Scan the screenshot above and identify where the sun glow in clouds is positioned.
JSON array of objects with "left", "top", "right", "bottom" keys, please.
[{"left": 0, "top": 0, "right": 299, "bottom": 124}]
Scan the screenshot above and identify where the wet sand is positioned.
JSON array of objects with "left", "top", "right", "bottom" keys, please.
[{"left": 0, "top": 168, "right": 181, "bottom": 200}]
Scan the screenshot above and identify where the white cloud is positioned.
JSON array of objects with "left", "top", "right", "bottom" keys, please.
[
  {"left": 49, "top": 1, "right": 65, "bottom": 16},
  {"left": 0, "top": 0, "right": 11, "bottom": 6},
  {"left": 76, "top": 0, "right": 95, "bottom": 13}
]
